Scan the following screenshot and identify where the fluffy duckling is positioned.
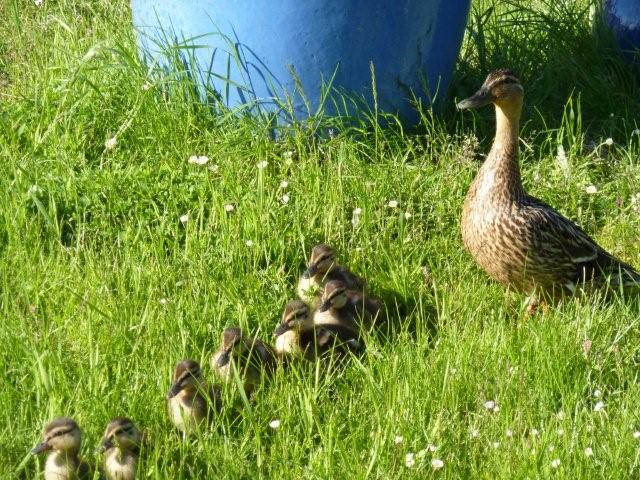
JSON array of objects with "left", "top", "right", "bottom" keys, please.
[
  {"left": 211, "top": 326, "right": 277, "bottom": 396},
  {"left": 458, "top": 69, "right": 640, "bottom": 310},
  {"left": 297, "top": 244, "right": 365, "bottom": 305},
  {"left": 275, "top": 298, "right": 363, "bottom": 359},
  {"left": 96, "top": 417, "right": 142, "bottom": 480},
  {"left": 31, "top": 417, "right": 91, "bottom": 480},
  {"left": 167, "top": 359, "right": 220, "bottom": 435},
  {"left": 315, "top": 280, "right": 383, "bottom": 332}
]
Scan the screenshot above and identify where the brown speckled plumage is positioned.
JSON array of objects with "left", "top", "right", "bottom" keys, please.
[{"left": 459, "top": 70, "right": 640, "bottom": 304}]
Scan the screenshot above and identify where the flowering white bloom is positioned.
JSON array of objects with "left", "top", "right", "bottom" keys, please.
[
  {"left": 257, "top": 160, "right": 268, "bottom": 169},
  {"left": 431, "top": 459, "right": 444, "bottom": 470},
  {"left": 428, "top": 444, "right": 438, "bottom": 452},
  {"left": 34, "top": 0, "right": 43, "bottom": 6},
  {"left": 27, "top": 185, "right": 41, "bottom": 196},
  {"left": 352, "top": 207, "right": 363, "bottom": 226},
  {"left": 604, "top": 137, "right": 614, "bottom": 146},
  {"left": 353, "top": 207, "right": 362, "bottom": 215},
  {"left": 633, "top": 431, "right": 640, "bottom": 439},
  {"left": 283, "top": 150, "right": 294, "bottom": 165},
  {"left": 506, "top": 429, "right": 513, "bottom": 438},
  {"left": 492, "top": 441, "right": 500, "bottom": 449},
  {"left": 280, "top": 180, "right": 289, "bottom": 189},
  {"left": 208, "top": 164, "right": 219, "bottom": 173},
  {"left": 394, "top": 436, "right": 403, "bottom": 445},
  {"left": 141, "top": 81, "right": 153, "bottom": 91},
  {"left": 188, "top": 155, "right": 209, "bottom": 165},
  {"left": 404, "top": 453, "right": 415, "bottom": 468},
  {"left": 584, "top": 447, "right": 594, "bottom": 457},
  {"left": 585, "top": 185, "right": 598, "bottom": 194},
  {"left": 245, "top": 240, "right": 254, "bottom": 247},
  {"left": 593, "top": 401, "right": 605, "bottom": 412},
  {"left": 548, "top": 445, "right": 555, "bottom": 452},
  {"left": 593, "top": 389, "right": 602, "bottom": 397},
  {"left": 281, "top": 194, "right": 290, "bottom": 205},
  {"left": 470, "top": 429, "right": 480, "bottom": 439},
  {"left": 551, "top": 459, "right": 561, "bottom": 469},
  {"left": 179, "top": 214, "right": 189, "bottom": 224},
  {"left": 159, "top": 298, "right": 168, "bottom": 306},
  {"left": 387, "top": 200, "right": 399, "bottom": 208},
  {"left": 224, "top": 204, "right": 235, "bottom": 213},
  {"left": 531, "top": 429, "right": 540, "bottom": 437},
  {"left": 105, "top": 137, "right": 117, "bottom": 150},
  {"left": 269, "top": 419, "right": 281, "bottom": 429},
  {"left": 556, "top": 429, "right": 564, "bottom": 436},
  {"left": 484, "top": 400, "right": 497, "bottom": 412},
  {"left": 404, "top": 211, "right": 412, "bottom": 220},
  {"left": 556, "top": 411, "right": 565, "bottom": 420},
  {"left": 633, "top": 129, "right": 640, "bottom": 136}
]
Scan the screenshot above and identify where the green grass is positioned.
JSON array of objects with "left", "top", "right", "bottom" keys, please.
[{"left": 2, "top": 0, "right": 640, "bottom": 478}]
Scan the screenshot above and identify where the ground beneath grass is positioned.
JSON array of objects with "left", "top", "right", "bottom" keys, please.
[{"left": 1, "top": 0, "right": 640, "bottom": 478}]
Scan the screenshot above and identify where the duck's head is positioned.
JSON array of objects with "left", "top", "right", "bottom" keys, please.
[
  {"left": 167, "top": 359, "right": 202, "bottom": 399},
  {"left": 96, "top": 417, "right": 141, "bottom": 453},
  {"left": 318, "top": 280, "right": 348, "bottom": 312},
  {"left": 273, "top": 299, "right": 313, "bottom": 337},
  {"left": 457, "top": 69, "right": 523, "bottom": 111},
  {"left": 31, "top": 417, "right": 82, "bottom": 455},
  {"left": 303, "top": 244, "right": 336, "bottom": 278},
  {"left": 215, "top": 327, "right": 244, "bottom": 368}
]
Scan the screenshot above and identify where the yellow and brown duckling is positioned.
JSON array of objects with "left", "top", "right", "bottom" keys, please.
[
  {"left": 297, "top": 244, "right": 366, "bottom": 305},
  {"left": 275, "top": 298, "right": 363, "bottom": 360},
  {"left": 315, "top": 280, "right": 383, "bottom": 332},
  {"left": 31, "top": 417, "right": 91, "bottom": 480},
  {"left": 211, "top": 326, "right": 277, "bottom": 396},
  {"left": 96, "top": 417, "right": 142, "bottom": 480},
  {"left": 167, "top": 359, "right": 221, "bottom": 435},
  {"left": 458, "top": 69, "right": 640, "bottom": 311}
]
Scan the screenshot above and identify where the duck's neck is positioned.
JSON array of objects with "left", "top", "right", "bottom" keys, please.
[{"left": 479, "top": 101, "right": 523, "bottom": 201}]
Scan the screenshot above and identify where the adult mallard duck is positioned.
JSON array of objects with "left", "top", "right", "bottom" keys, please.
[{"left": 457, "top": 69, "right": 640, "bottom": 310}]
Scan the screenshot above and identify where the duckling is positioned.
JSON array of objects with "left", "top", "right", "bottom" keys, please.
[
  {"left": 315, "top": 280, "right": 383, "bottom": 332},
  {"left": 275, "top": 298, "right": 363, "bottom": 360},
  {"left": 211, "top": 326, "right": 277, "bottom": 396},
  {"left": 167, "top": 359, "right": 221, "bottom": 435},
  {"left": 96, "top": 417, "right": 142, "bottom": 480},
  {"left": 457, "top": 69, "right": 640, "bottom": 310},
  {"left": 31, "top": 417, "right": 91, "bottom": 480},
  {"left": 297, "top": 244, "right": 366, "bottom": 305}
]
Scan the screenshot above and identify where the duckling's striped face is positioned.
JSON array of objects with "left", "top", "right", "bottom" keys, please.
[
  {"left": 98, "top": 417, "right": 141, "bottom": 453},
  {"left": 318, "top": 280, "right": 348, "bottom": 312},
  {"left": 216, "top": 327, "right": 245, "bottom": 367},
  {"left": 32, "top": 417, "right": 81, "bottom": 455},
  {"left": 274, "top": 300, "right": 311, "bottom": 337},
  {"left": 457, "top": 69, "right": 523, "bottom": 110},
  {"left": 303, "top": 244, "right": 335, "bottom": 278},
  {"left": 167, "top": 360, "right": 202, "bottom": 398}
]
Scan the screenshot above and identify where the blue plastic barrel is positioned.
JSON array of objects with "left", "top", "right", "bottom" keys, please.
[
  {"left": 131, "top": 0, "right": 471, "bottom": 124},
  {"left": 604, "top": 0, "right": 640, "bottom": 62}
]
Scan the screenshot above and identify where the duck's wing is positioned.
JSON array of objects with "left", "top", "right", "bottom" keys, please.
[
  {"left": 332, "top": 266, "right": 366, "bottom": 292},
  {"left": 315, "top": 325, "right": 364, "bottom": 355},
  {"left": 523, "top": 197, "right": 640, "bottom": 287}
]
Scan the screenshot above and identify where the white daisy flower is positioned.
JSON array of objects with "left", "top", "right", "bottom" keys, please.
[
  {"left": 179, "top": 214, "right": 189, "bottom": 224},
  {"left": 633, "top": 431, "right": 640, "bottom": 439},
  {"left": 585, "top": 185, "right": 598, "bottom": 194},
  {"left": 531, "top": 428, "right": 540, "bottom": 437},
  {"left": 404, "top": 211, "right": 412, "bottom": 220},
  {"left": 105, "top": 137, "right": 117, "bottom": 150},
  {"left": 280, "top": 180, "right": 289, "bottom": 189},
  {"left": 470, "top": 429, "right": 480, "bottom": 439},
  {"left": 159, "top": 298, "right": 168, "bottom": 306},
  {"left": 593, "top": 401, "right": 605, "bottom": 412},
  {"left": 245, "top": 240, "right": 254, "bottom": 247},
  {"left": 632, "top": 129, "right": 640, "bottom": 136},
  {"left": 431, "top": 459, "right": 444, "bottom": 470},
  {"left": 550, "top": 459, "right": 561, "bottom": 469},
  {"left": 281, "top": 194, "right": 290, "bottom": 204},
  {"left": 269, "top": 419, "right": 281, "bottom": 429},
  {"left": 394, "top": 436, "right": 403, "bottom": 445},
  {"left": 257, "top": 160, "right": 268, "bottom": 169},
  {"left": 604, "top": 137, "right": 614, "bottom": 146},
  {"left": 593, "top": 389, "right": 602, "bottom": 397},
  {"left": 506, "top": 429, "right": 513, "bottom": 438},
  {"left": 188, "top": 155, "right": 209, "bottom": 165},
  {"left": 404, "top": 453, "right": 415, "bottom": 468},
  {"left": 224, "top": 204, "right": 235, "bottom": 213},
  {"left": 483, "top": 400, "right": 498, "bottom": 412},
  {"left": 584, "top": 447, "right": 594, "bottom": 457},
  {"left": 387, "top": 200, "right": 399, "bottom": 208}
]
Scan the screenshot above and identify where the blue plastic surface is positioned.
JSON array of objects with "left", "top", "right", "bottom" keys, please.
[
  {"left": 131, "top": 0, "right": 471, "bottom": 123},
  {"left": 604, "top": 0, "right": 640, "bottom": 61}
]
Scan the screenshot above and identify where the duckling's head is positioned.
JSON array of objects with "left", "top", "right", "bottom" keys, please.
[
  {"left": 31, "top": 417, "right": 82, "bottom": 455},
  {"left": 318, "top": 280, "right": 348, "bottom": 312},
  {"left": 215, "top": 326, "right": 244, "bottom": 367},
  {"left": 167, "top": 359, "right": 202, "bottom": 399},
  {"left": 96, "top": 417, "right": 141, "bottom": 454},
  {"left": 303, "top": 244, "right": 336, "bottom": 278},
  {"left": 273, "top": 299, "right": 312, "bottom": 337},
  {"left": 457, "top": 69, "right": 523, "bottom": 111}
]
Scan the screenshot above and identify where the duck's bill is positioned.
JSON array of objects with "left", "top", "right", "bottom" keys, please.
[
  {"left": 318, "top": 301, "right": 331, "bottom": 313},
  {"left": 166, "top": 382, "right": 183, "bottom": 399},
  {"left": 273, "top": 323, "right": 290, "bottom": 337},
  {"left": 95, "top": 437, "right": 113, "bottom": 454},
  {"left": 456, "top": 89, "right": 493, "bottom": 110},
  {"left": 302, "top": 264, "right": 317, "bottom": 278},
  {"left": 31, "top": 442, "right": 50, "bottom": 455},
  {"left": 215, "top": 351, "right": 230, "bottom": 368}
]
